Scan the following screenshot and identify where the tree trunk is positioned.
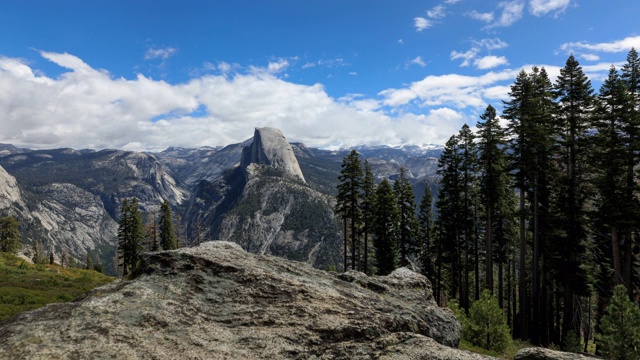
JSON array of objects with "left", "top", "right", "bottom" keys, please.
[
  {"left": 518, "top": 185, "right": 527, "bottom": 339},
  {"left": 486, "top": 204, "right": 493, "bottom": 292},
  {"left": 612, "top": 226, "right": 622, "bottom": 284},
  {"left": 343, "top": 218, "right": 348, "bottom": 272},
  {"left": 475, "top": 206, "right": 480, "bottom": 300},
  {"left": 532, "top": 178, "right": 540, "bottom": 344}
]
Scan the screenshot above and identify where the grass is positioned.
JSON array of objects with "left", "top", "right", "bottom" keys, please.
[
  {"left": 0, "top": 252, "right": 115, "bottom": 322},
  {"left": 459, "top": 339, "right": 532, "bottom": 359}
]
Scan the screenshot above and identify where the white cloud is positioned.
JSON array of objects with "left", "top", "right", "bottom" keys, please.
[
  {"left": 475, "top": 38, "right": 508, "bottom": 50},
  {"left": 414, "top": 17, "right": 433, "bottom": 31},
  {"left": 488, "top": 0, "right": 525, "bottom": 28},
  {"left": 144, "top": 47, "right": 177, "bottom": 60},
  {"left": 529, "top": 0, "right": 570, "bottom": 16},
  {"left": 0, "top": 51, "right": 478, "bottom": 150},
  {"left": 267, "top": 59, "right": 289, "bottom": 74},
  {"left": 451, "top": 49, "right": 479, "bottom": 67},
  {"left": 427, "top": 5, "right": 446, "bottom": 19},
  {"left": 466, "top": 10, "right": 494, "bottom": 22},
  {"left": 379, "top": 69, "right": 520, "bottom": 109},
  {"left": 444, "top": 0, "right": 462, "bottom": 4},
  {"left": 474, "top": 55, "right": 509, "bottom": 69},
  {"left": 560, "top": 35, "right": 640, "bottom": 54},
  {"left": 409, "top": 56, "right": 427, "bottom": 68},
  {"left": 580, "top": 53, "right": 600, "bottom": 62},
  {"left": 1, "top": 52, "right": 617, "bottom": 151}
]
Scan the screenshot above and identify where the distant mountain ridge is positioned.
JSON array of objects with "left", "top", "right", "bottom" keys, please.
[{"left": 0, "top": 131, "right": 442, "bottom": 274}]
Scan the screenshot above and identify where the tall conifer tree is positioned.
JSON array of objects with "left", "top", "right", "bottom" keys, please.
[
  {"left": 159, "top": 199, "right": 178, "bottom": 250},
  {"left": 336, "top": 150, "right": 363, "bottom": 271},
  {"left": 553, "top": 55, "right": 594, "bottom": 341},
  {"left": 373, "top": 179, "right": 398, "bottom": 275}
]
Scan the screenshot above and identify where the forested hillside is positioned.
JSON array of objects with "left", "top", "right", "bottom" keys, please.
[{"left": 334, "top": 49, "right": 640, "bottom": 356}]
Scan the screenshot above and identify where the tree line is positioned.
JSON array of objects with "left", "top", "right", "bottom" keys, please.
[
  {"left": 336, "top": 49, "right": 640, "bottom": 355},
  {"left": 117, "top": 198, "right": 183, "bottom": 276}
]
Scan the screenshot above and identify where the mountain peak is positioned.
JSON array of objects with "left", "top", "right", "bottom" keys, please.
[{"left": 240, "top": 127, "right": 306, "bottom": 183}]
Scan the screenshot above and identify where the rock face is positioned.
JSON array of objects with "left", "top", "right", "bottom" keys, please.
[
  {"left": 241, "top": 127, "right": 306, "bottom": 183},
  {"left": 0, "top": 165, "right": 23, "bottom": 210},
  {"left": 0, "top": 242, "right": 494, "bottom": 359},
  {"left": 515, "top": 348, "right": 600, "bottom": 360}
]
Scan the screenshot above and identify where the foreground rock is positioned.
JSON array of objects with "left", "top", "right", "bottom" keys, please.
[
  {"left": 0, "top": 241, "right": 494, "bottom": 359},
  {"left": 515, "top": 347, "right": 600, "bottom": 360}
]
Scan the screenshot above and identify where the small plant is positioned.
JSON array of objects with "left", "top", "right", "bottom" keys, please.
[
  {"left": 464, "top": 290, "right": 511, "bottom": 353},
  {"left": 562, "top": 330, "right": 581, "bottom": 353}
]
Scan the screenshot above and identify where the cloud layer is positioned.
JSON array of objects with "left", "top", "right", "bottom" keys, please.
[
  {"left": 0, "top": 48, "right": 623, "bottom": 151},
  {"left": 0, "top": 52, "right": 482, "bottom": 151}
]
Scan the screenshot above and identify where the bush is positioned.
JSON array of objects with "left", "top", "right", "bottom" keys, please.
[
  {"left": 600, "top": 284, "right": 640, "bottom": 360},
  {"left": 465, "top": 290, "right": 511, "bottom": 353}
]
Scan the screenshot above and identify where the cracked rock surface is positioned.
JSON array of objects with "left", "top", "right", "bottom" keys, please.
[{"left": 0, "top": 241, "right": 497, "bottom": 359}]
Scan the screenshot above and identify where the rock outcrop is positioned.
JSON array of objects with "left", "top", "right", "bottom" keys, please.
[
  {"left": 0, "top": 164, "right": 23, "bottom": 210},
  {"left": 241, "top": 127, "right": 306, "bottom": 183},
  {"left": 515, "top": 348, "right": 600, "bottom": 360},
  {"left": 0, "top": 241, "right": 494, "bottom": 359}
]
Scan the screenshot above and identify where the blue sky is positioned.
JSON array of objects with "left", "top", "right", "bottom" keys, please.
[{"left": 0, "top": 0, "right": 639, "bottom": 151}]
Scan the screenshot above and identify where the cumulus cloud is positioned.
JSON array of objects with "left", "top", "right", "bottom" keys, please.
[
  {"left": 379, "top": 69, "right": 520, "bottom": 109},
  {"left": 451, "top": 38, "right": 508, "bottom": 67},
  {"left": 466, "top": 10, "right": 494, "bottom": 22},
  {"left": 450, "top": 49, "right": 479, "bottom": 67},
  {"left": 560, "top": 35, "right": 640, "bottom": 54},
  {"left": 580, "top": 53, "right": 600, "bottom": 62},
  {"left": 487, "top": 0, "right": 525, "bottom": 28},
  {"left": 144, "top": 47, "right": 177, "bottom": 60},
  {"left": 474, "top": 55, "right": 509, "bottom": 69},
  {"left": 1, "top": 52, "right": 617, "bottom": 151},
  {"left": 267, "top": 59, "right": 289, "bottom": 74},
  {"left": 414, "top": 17, "right": 433, "bottom": 31},
  {"left": 529, "top": 0, "right": 570, "bottom": 16},
  {"left": 0, "top": 51, "right": 476, "bottom": 150}
]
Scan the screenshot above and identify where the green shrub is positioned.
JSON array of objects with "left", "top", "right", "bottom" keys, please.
[{"left": 465, "top": 290, "right": 511, "bottom": 353}]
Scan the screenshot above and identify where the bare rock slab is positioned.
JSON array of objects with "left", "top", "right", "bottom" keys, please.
[{"left": 0, "top": 241, "right": 496, "bottom": 359}]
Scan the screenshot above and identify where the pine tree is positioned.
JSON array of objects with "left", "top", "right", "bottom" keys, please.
[
  {"left": 476, "top": 105, "right": 510, "bottom": 295},
  {"left": 159, "top": 199, "right": 178, "bottom": 250},
  {"left": 373, "top": 179, "right": 398, "bottom": 275},
  {"left": 145, "top": 212, "right": 159, "bottom": 251},
  {"left": 361, "top": 160, "right": 376, "bottom": 274},
  {"left": 418, "top": 182, "right": 434, "bottom": 279},
  {"left": 394, "top": 167, "right": 418, "bottom": 267},
  {"left": 336, "top": 150, "right": 363, "bottom": 271},
  {"left": 117, "top": 198, "right": 145, "bottom": 276},
  {"left": 553, "top": 55, "right": 595, "bottom": 341},
  {"left": 620, "top": 48, "right": 640, "bottom": 296},
  {"left": 435, "top": 134, "right": 463, "bottom": 303},
  {"left": 0, "top": 216, "right": 21, "bottom": 254},
  {"left": 465, "top": 290, "right": 512, "bottom": 353},
  {"left": 599, "top": 285, "right": 640, "bottom": 360},
  {"left": 458, "top": 124, "right": 478, "bottom": 311},
  {"left": 592, "top": 66, "right": 633, "bottom": 288}
]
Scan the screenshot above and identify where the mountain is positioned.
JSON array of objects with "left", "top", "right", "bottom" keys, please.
[
  {"left": 0, "top": 149, "right": 190, "bottom": 274},
  {"left": 184, "top": 127, "right": 342, "bottom": 269},
  {"left": 0, "top": 128, "right": 443, "bottom": 274},
  {"left": 0, "top": 241, "right": 490, "bottom": 359}
]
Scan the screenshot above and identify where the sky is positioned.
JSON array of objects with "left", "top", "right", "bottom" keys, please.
[{"left": 1, "top": 0, "right": 639, "bottom": 151}]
